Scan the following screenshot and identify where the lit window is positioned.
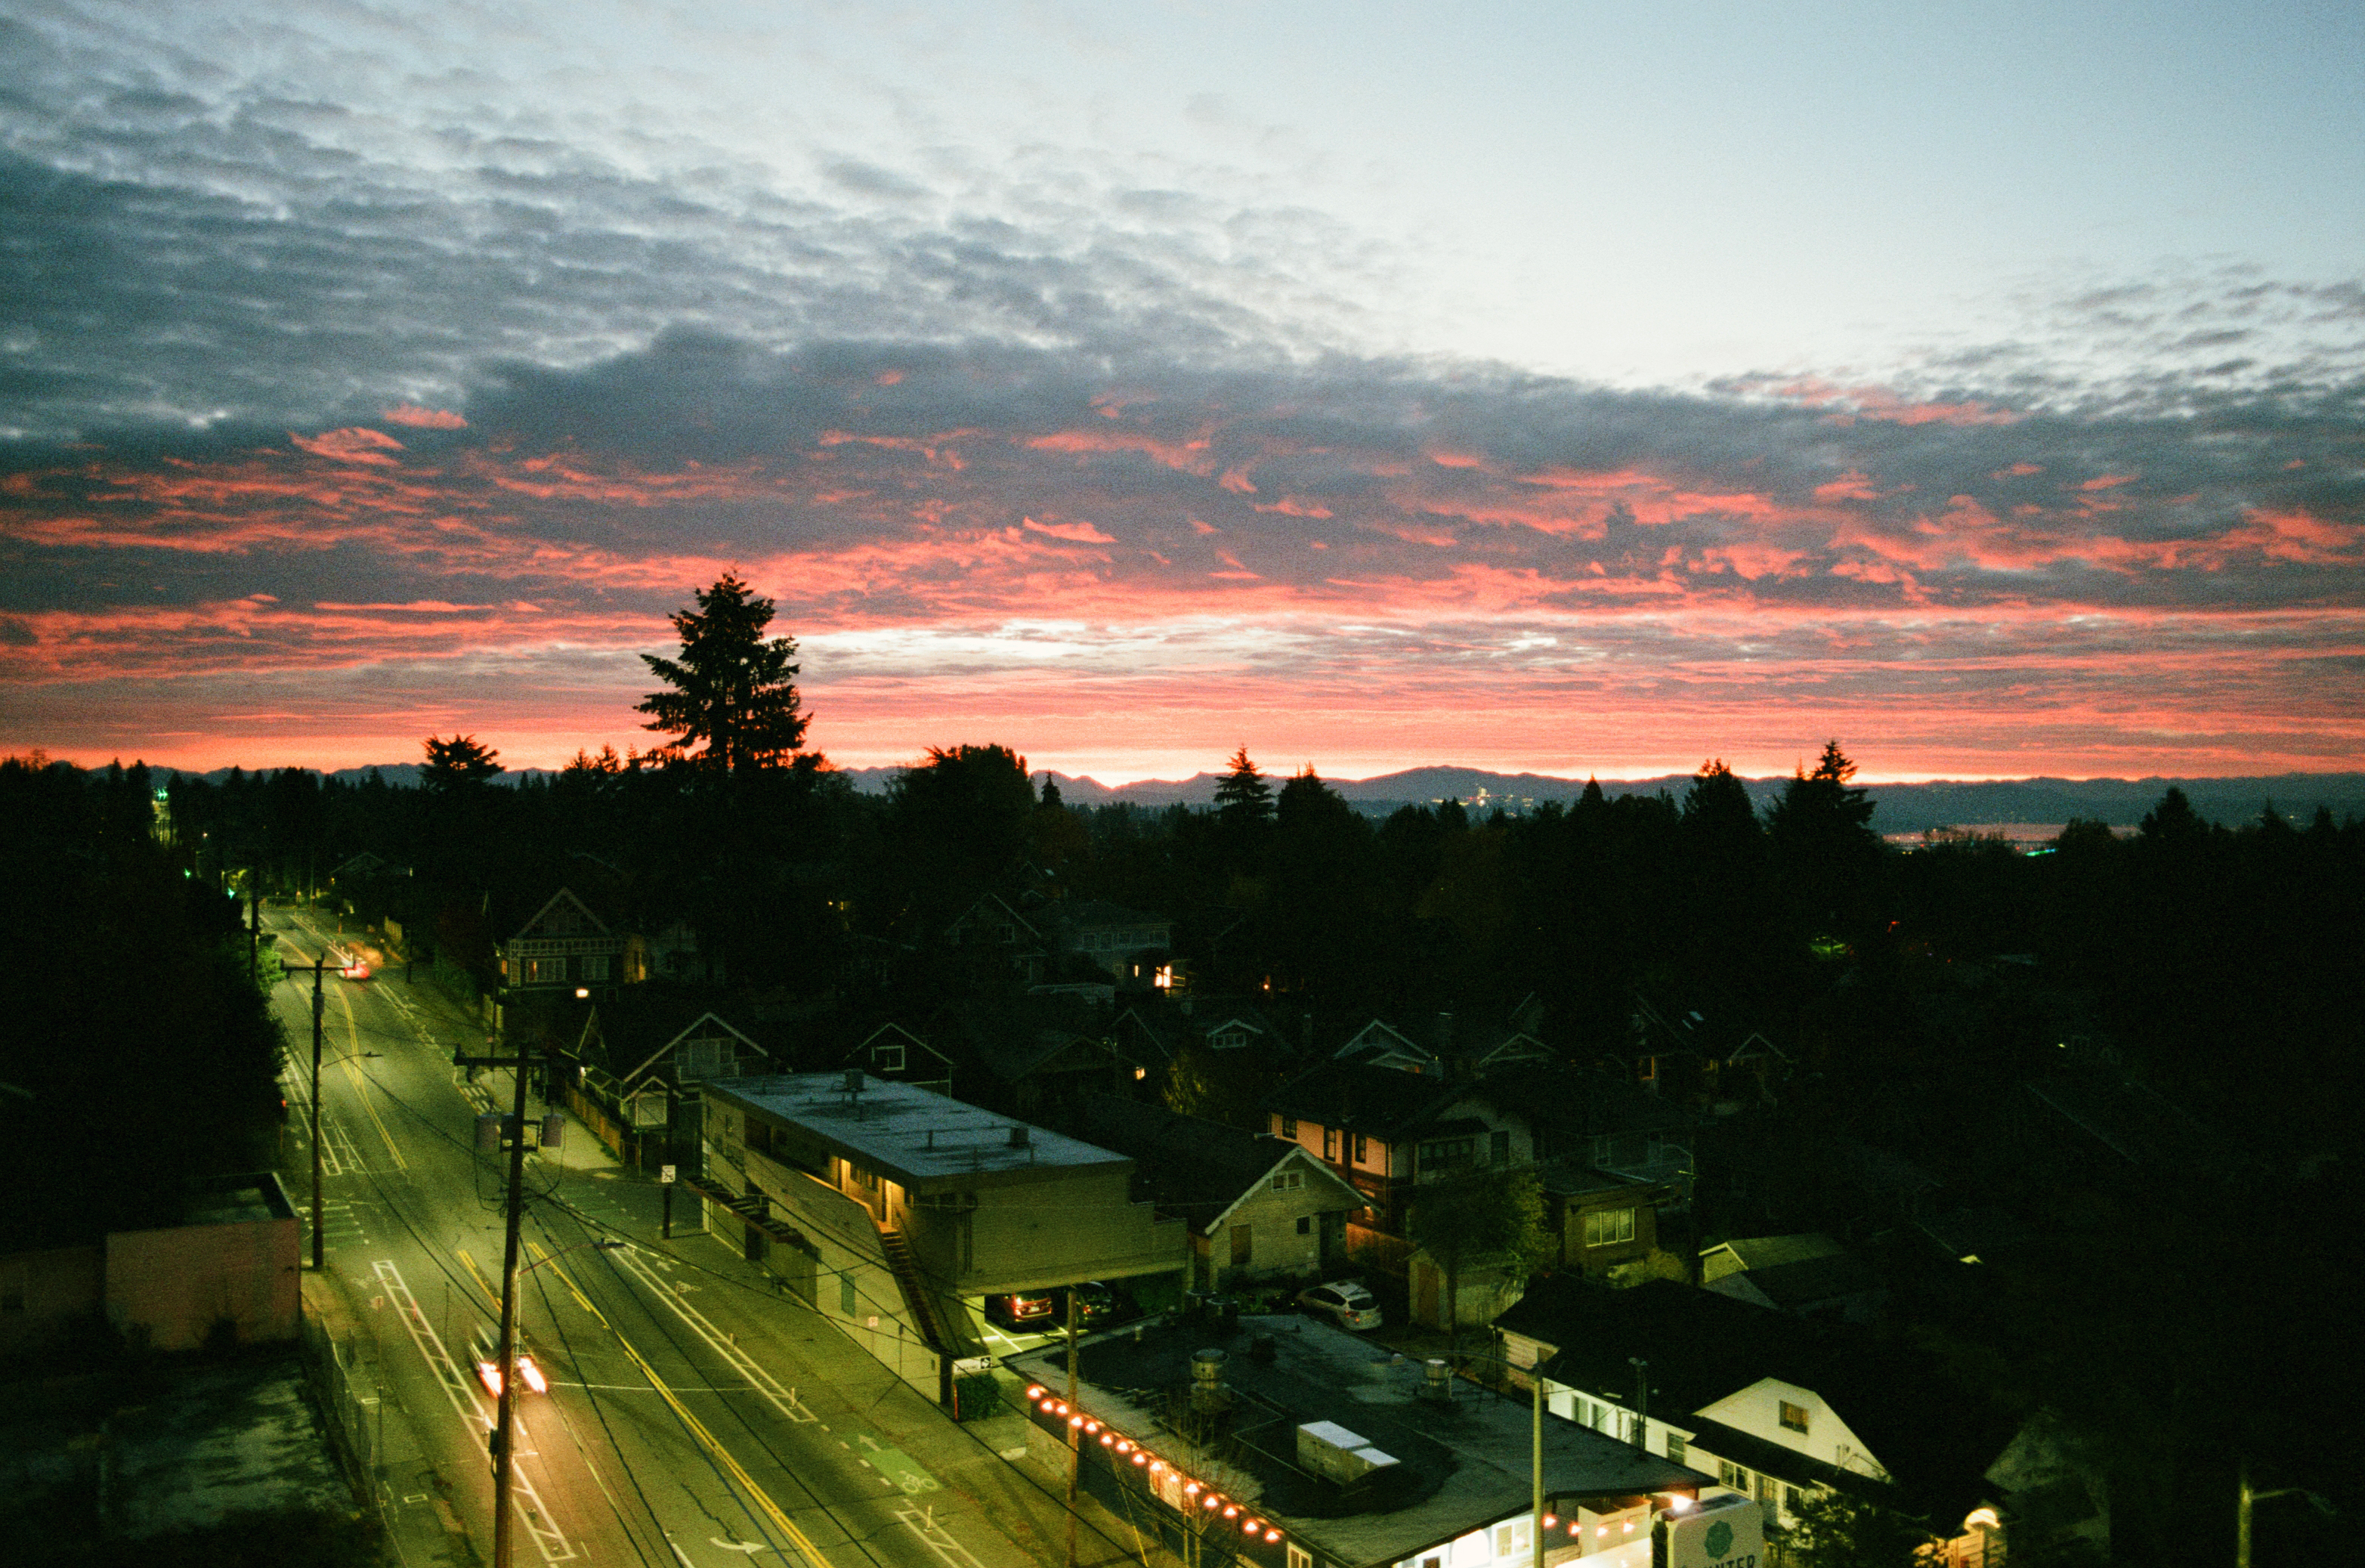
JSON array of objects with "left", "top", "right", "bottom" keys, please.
[
  {"left": 1665, "top": 1430, "right": 1686, "bottom": 1464},
  {"left": 1584, "top": 1208, "right": 1637, "bottom": 1247},
  {"left": 1779, "top": 1401, "right": 1810, "bottom": 1434},
  {"left": 1280, "top": 1116, "right": 1299, "bottom": 1140}
]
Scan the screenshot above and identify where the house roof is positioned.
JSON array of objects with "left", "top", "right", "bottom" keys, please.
[
  {"left": 1266, "top": 1059, "right": 1466, "bottom": 1140},
  {"left": 1702, "top": 1233, "right": 1844, "bottom": 1276},
  {"left": 619, "top": 1010, "right": 769, "bottom": 1090},
  {"left": 1703, "top": 1254, "right": 1884, "bottom": 1313},
  {"left": 706, "top": 1073, "right": 1130, "bottom": 1192},
  {"left": 507, "top": 886, "right": 614, "bottom": 944},
  {"left": 1050, "top": 899, "right": 1171, "bottom": 934},
  {"left": 1502, "top": 1278, "right": 2008, "bottom": 1523},
  {"left": 1004, "top": 1314, "right": 1705, "bottom": 1568},
  {"left": 1075, "top": 1095, "right": 1362, "bottom": 1233}
]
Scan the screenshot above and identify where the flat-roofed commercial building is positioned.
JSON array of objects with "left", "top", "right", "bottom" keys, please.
[{"left": 700, "top": 1072, "right": 1185, "bottom": 1396}]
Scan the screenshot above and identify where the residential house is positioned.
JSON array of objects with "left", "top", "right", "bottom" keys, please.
[
  {"left": 564, "top": 1001, "right": 778, "bottom": 1164},
  {"left": 1003, "top": 1310, "right": 1718, "bottom": 1568},
  {"left": 697, "top": 1072, "right": 1184, "bottom": 1399},
  {"left": 841, "top": 1022, "right": 958, "bottom": 1096},
  {"left": 1074, "top": 1095, "right": 1365, "bottom": 1291},
  {"left": 626, "top": 914, "right": 722, "bottom": 985},
  {"left": 1265, "top": 1059, "right": 1527, "bottom": 1241},
  {"left": 1492, "top": 1276, "right": 2086, "bottom": 1566},
  {"left": 942, "top": 893, "right": 1047, "bottom": 983},
  {"left": 501, "top": 888, "right": 628, "bottom": 997},
  {"left": 1046, "top": 899, "right": 1173, "bottom": 982}
]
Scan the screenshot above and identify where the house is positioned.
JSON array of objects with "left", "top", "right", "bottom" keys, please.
[
  {"left": 626, "top": 915, "right": 722, "bottom": 985},
  {"left": 1074, "top": 1095, "right": 1365, "bottom": 1291},
  {"left": 942, "top": 893, "right": 1047, "bottom": 983},
  {"left": 1001, "top": 1309, "right": 1719, "bottom": 1568},
  {"left": 561, "top": 1002, "right": 777, "bottom": 1164},
  {"left": 501, "top": 888, "right": 627, "bottom": 996},
  {"left": 1265, "top": 1059, "right": 1526, "bottom": 1240},
  {"left": 1334, "top": 1019, "right": 1442, "bottom": 1074},
  {"left": 842, "top": 1022, "right": 957, "bottom": 1096},
  {"left": 1046, "top": 899, "right": 1173, "bottom": 980},
  {"left": 1492, "top": 1276, "right": 2079, "bottom": 1566},
  {"left": 1700, "top": 1234, "right": 1886, "bottom": 1323},
  {"left": 697, "top": 1072, "right": 1185, "bottom": 1399}
]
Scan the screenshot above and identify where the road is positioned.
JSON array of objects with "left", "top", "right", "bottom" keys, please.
[{"left": 261, "top": 906, "right": 1108, "bottom": 1568}]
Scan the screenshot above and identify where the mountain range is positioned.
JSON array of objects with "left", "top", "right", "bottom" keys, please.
[{"left": 184, "top": 762, "right": 2365, "bottom": 836}]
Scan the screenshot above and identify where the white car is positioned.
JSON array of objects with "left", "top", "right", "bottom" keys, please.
[{"left": 1297, "top": 1280, "right": 1384, "bottom": 1331}]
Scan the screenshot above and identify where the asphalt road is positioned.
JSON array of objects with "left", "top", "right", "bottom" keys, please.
[{"left": 261, "top": 908, "right": 1093, "bottom": 1568}]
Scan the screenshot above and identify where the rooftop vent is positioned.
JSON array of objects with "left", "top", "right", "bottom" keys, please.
[
  {"left": 1421, "top": 1357, "right": 1455, "bottom": 1403},
  {"left": 842, "top": 1069, "right": 864, "bottom": 1093},
  {"left": 1191, "top": 1347, "right": 1230, "bottom": 1412},
  {"left": 1297, "top": 1420, "right": 1400, "bottom": 1486},
  {"left": 1008, "top": 1124, "right": 1031, "bottom": 1149}
]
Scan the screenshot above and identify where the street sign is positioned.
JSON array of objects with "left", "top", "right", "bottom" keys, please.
[{"left": 660, "top": 1164, "right": 677, "bottom": 1183}]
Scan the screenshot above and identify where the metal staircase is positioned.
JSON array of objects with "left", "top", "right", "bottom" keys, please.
[{"left": 878, "top": 1229, "right": 957, "bottom": 1354}]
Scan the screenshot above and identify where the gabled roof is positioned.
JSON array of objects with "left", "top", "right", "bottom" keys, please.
[
  {"left": 1705, "top": 1254, "right": 1885, "bottom": 1314},
  {"left": 509, "top": 886, "right": 613, "bottom": 944},
  {"left": 1334, "top": 1019, "right": 1442, "bottom": 1072},
  {"left": 1702, "top": 1233, "right": 1845, "bottom": 1277},
  {"left": 1501, "top": 1278, "right": 2010, "bottom": 1521},
  {"left": 943, "top": 892, "right": 1042, "bottom": 943},
  {"left": 620, "top": 1010, "right": 770, "bottom": 1090},
  {"left": 843, "top": 1022, "right": 954, "bottom": 1071},
  {"left": 1075, "top": 1095, "right": 1362, "bottom": 1234}
]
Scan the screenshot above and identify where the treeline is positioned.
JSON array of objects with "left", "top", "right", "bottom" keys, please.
[{"left": 0, "top": 755, "right": 284, "bottom": 1252}]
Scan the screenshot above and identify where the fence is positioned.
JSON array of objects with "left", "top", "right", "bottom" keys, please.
[{"left": 297, "top": 1310, "right": 386, "bottom": 1525}]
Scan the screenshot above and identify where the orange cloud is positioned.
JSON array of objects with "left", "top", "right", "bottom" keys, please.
[{"left": 382, "top": 405, "right": 468, "bottom": 429}]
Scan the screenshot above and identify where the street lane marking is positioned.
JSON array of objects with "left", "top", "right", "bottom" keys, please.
[
  {"left": 895, "top": 1505, "right": 988, "bottom": 1568},
  {"left": 374, "top": 1258, "right": 578, "bottom": 1564},
  {"left": 611, "top": 1245, "right": 815, "bottom": 1424},
  {"left": 333, "top": 986, "right": 409, "bottom": 1171},
  {"left": 527, "top": 1244, "right": 834, "bottom": 1568}
]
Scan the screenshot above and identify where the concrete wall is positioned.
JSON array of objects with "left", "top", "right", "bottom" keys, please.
[{"left": 106, "top": 1210, "right": 299, "bottom": 1352}]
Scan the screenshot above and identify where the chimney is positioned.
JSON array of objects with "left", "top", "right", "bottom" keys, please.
[
  {"left": 1420, "top": 1357, "right": 1455, "bottom": 1403},
  {"left": 842, "top": 1068, "right": 864, "bottom": 1093}
]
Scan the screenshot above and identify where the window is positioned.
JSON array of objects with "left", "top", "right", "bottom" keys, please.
[
  {"left": 1665, "top": 1430, "right": 1686, "bottom": 1464},
  {"left": 1779, "top": 1400, "right": 1811, "bottom": 1434},
  {"left": 1721, "top": 1460, "right": 1750, "bottom": 1492},
  {"left": 839, "top": 1272, "right": 858, "bottom": 1316},
  {"left": 1756, "top": 1474, "right": 1776, "bottom": 1506},
  {"left": 1297, "top": 1215, "right": 1312, "bottom": 1235},
  {"left": 524, "top": 957, "right": 553, "bottom": 984},
  {"left": 1418, "top": 1137, "right": 1475, "bottom": 1171},
  {"left": 1584, "top": 1208, "right": 1637, "bottom": 1248},
  {"left": 873, "top": 1041, "right": 907, "bottom": 1073},
  {"left": 1272, "top": 1169, "right": 1306, "bottom": 1191},
  {"left": 1352, "top": 1133, "right": 1369, "bottom": 1164},
  {"left": 1323, "top": 1127, "right": 1340, "bottom": 1161},
  {"left": 580, "top": 954, "right": 609, "bottom": 982},
  {"left": 1494, "top": 1520, "right": 1531, "bottom": 1559},
  {"left": 1281, "top": 1116, "right": 1300, "bottom": 1140},
  {"left": 1288, "top": 1547, "right": 1312, "bottom": 1568}
]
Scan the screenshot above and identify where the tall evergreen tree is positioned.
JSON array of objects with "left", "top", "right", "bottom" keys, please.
[
  {"left": 1214, "top": 747, "right": 1274, "bottom": 824},
  {"left": 637, "top": 572, "right": 811, "bottom": 772}
]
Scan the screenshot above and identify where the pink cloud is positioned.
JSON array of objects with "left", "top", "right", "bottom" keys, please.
[
  {"left": 290, "top": 427, "right": 407, "bottom": 465},
  {"left": 381, "top": 404, "right": 468, "bottom": 430},
  {"left": 1022, "top": 516, "right": 1118, "bottom": 544}
]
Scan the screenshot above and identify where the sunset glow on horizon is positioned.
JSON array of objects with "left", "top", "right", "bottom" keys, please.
[{"left": 5, "top": 4, "right": 2360, "bottom": 784}]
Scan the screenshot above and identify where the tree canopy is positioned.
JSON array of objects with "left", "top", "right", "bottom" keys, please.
[{"left": 637, "top": 572, "right": 811, "bottom": 772}]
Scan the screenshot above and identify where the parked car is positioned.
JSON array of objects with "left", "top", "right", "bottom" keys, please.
[
  {"left": 1060, "top": 1280, "right": 1140, "bottom": 1327},
  {"left": 1297, "top": 1280, "right": 1384, "bottom": 1331},
  {"left": 982, "top": 1290, "right": 1059, "bottom": 1331},
  {"left": 468, "top": 1325, "right": 549, "bottom": 1396}
]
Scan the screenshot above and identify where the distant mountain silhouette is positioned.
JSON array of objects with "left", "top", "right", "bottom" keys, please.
[{"left": 164, "top": 760, "right": 2365, "bottom": 833}]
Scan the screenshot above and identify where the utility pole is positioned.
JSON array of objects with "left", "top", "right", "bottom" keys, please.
[
  {"left": 1532, "top": 1367, "right": 1545, "bottom": 1568},
  {"left": 490, "top": 1033, "right": 533, "bottom": 1568},
  {"left": 1630, "top": 1356, "right": 1650, "bottom": 1451},
  {"left": 450, "top": 1031, "right": 558, "bottom": 1568},
  {"left": 1063, "top": 1288, "right": 1080, "bottom": 1568},
  {"left": 285, "top": 951, "right": 332, "bottom": 1272},
  {"left": 248, "top": 875, "right": 261, "bottom": 985}
]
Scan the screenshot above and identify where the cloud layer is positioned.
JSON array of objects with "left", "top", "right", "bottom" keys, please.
[{"left": 2, "top": 2, "right": 2360, "bottom": 778}]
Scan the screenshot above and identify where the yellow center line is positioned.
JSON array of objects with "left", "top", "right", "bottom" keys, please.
[
  {"left": 332, "top": 983, "right": 408, "bottom": 1171},
  {"left": 527, "top": 1243, "right": 836, "bottom": 1568}
]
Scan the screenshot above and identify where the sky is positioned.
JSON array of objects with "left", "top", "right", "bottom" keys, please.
[{"left": 2, "top": 1, "right": 2362, "bottom": 784}]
